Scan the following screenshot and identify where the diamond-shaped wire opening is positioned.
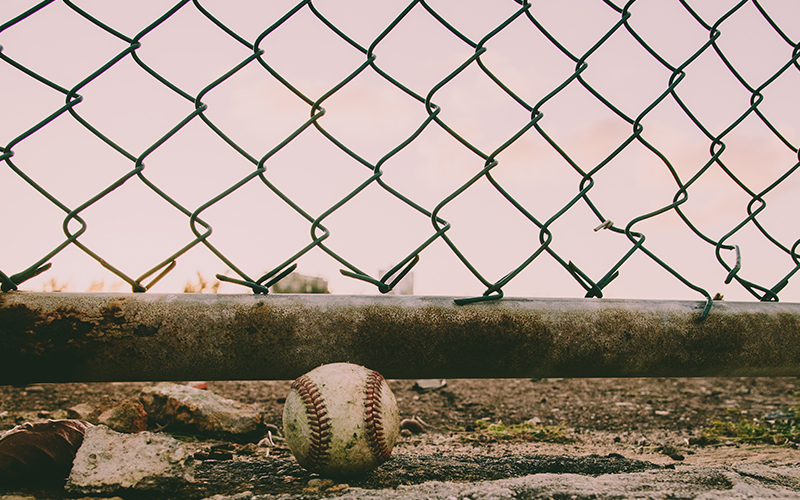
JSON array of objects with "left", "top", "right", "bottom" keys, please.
[
  {"left": 190, "top": 176, "right": 319, "bottom": 286},
  {"left": 756, "top": 69, "right": 800, "bottom": 148},
  {"left": 313, "top": 69, "right": 431, "bottom": 165},
  {"left": 69, "top": 176, "right": 202, "bottom": 286},
  {"left": 478, "top": 14, "right": 577, "bottom": 109},
  {"left": 624, "top": 0, "right": 710, "bottom": 68},
  {"left": 716, "top": 114, "right": 799, "bottom": 194},
  {"left": 139, "top": 119, "right": 257, "bottom": 211},
  {"left": 579, "top": 27, "right": 674, "bottom": 119},
  {"left": 199, "top": 62, "right": 317, "bottom": 158},
  {"left": 711, "top": 1, "right": 795, "bottom": 90},
  {"left": 71, "top": 56, "right": 197, "bottom": 156},
  {"left": 670, "top": 47, "right": 759, "bottom": 137},
  {"left": 319, "top": 180, "right": 437, "bottom": 282},
  {"left": 434, "top": 172, "right": 553, "bottom": 289},
  {"left": 260, "top": 127, "right": 377, "bottom": 219},
  {"left": 0, "top": 163, "right": 68, "bottom": 271},
  {"left": 526, "top": 0, "right": 621, "bottom": 60},
  {"left": 194, "top": 0, "right": 300, "bottom": 43},
  {"left": 53, "top": 0, "right": 181, "bottom": 38},
  {"left": 133, "top": 3, "right": 255, "bottom": 96},
  {"left": 0, "top": 63, "right": 66, "bottom": 144},
  {"left": 6, "top": 113, "right": 133, "bottom": 208},
  {"left": 368, "top": 4, "right": 476, "bottom": 97},
  {"left": 427, "top": 62, "right": 534, "bottom": 155},
  {"left": 311, "top": 0, "right": 409, "bottom": 49},
  {"left": 532, "top": 80, "right": 634, "bottom": 175},
  {"left": 0, "top": 1, "right": 128, "bottom": 88},
  {"left": 256, "top": 5, "right": 367, "bottom": 102},
  {"left": 424, "top": 0, "right": 522, "bottom": 44},
  {"left": 378, "top": 124, "right": 490, "bottom": 212}
]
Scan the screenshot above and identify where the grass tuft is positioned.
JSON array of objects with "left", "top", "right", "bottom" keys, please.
[{"left": 691, "top": 407, "right": 799, "bottom": 446}]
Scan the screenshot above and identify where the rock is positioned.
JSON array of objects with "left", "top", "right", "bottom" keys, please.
[
  {"left": 68, "top": 399, "right": 146, "bottom": 434},
  {"left": 763, "top": 409, "right": 793, "bottom": 421},
  {"left": 140, "top": 383, "right": 264, "bottom": 440},
  {"left": 308, "top": 478, "right": 335, "bottom": 488},
  {"left": 67, "top": 403, "right": 98, "bottom": 421},
  {"left": 97, "top": 399, "right": 147, "bottom": 434},
  {"left": 65, "top": 425, "right": 193, "bottom": 495},
  {"left": 399, "top": 418, "right": 426, "bottom": 434},
  {"left": 412, "top": 380, "right": 447, "bottom": 393}
]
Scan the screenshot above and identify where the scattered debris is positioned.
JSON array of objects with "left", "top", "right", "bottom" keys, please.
[
  {"left": 139, "top": 383, "right": 264, "bottom": 440},
  {"left": 399, "top": 417, "right": 427, "bottom": 435},
  {"left": 98, "top": 399, "right": 147, "bottom": 434},
  {"left": 193, "top": 443, "right": 235, "bottom": 461},
  {"left": 659, "top": 444, "right": 685, "bottom": 461},
  {"left": 67, "top": 403, "right": 97, "bottom": 421},
  {"left": 412, "top": 380, "right": 447, "bottom": 393}
]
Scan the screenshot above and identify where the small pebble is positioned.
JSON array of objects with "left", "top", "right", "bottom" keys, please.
[
  {"left": 412, "top": 379, "right": 447, "bottom": 392},
  {"left": 308, "top": 478, "right": 334, "bottom": 488},
  {"left": 399, "top": 418, "right": 425, "bottom": 434}
]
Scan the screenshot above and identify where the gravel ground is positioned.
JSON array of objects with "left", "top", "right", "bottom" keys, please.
[{"left": 2, "top": 376, "right": 800, "bottom": 498}]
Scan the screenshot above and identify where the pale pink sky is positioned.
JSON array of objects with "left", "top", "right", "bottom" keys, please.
[{"left": 1, "top": 0, "right": 798, "bottom": 303}]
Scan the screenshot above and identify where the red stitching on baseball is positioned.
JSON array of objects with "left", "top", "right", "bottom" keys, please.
[
  {"left": 364, "top": 370, "right": 392, "bottom": 462},
  {"left": 291, "top": 374, "right": 331, "bottom": 469}
]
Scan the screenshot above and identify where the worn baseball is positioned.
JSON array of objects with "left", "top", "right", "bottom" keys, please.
[{"left": 282, "top": 363, "right": 400, "bottom": 477}]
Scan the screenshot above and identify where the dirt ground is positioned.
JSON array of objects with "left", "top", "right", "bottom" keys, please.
[{"left": 2, "top": 376, "right": 800, "bottom": 497}]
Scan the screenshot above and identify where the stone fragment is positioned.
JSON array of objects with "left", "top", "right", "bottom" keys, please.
[
  {"left": 97, "top": 399, "right": 147, "bottom": 434},
  {"left": 68, "top": 398, "right": 146, "bottom": 434},
  {"left": 65, "top": 425, "right": 193, "bottom": 495},
  {"left": 412, "top": 380, "right": 447, "bottom": 392},
  {"left": 140, "top": 383, "right": 264, "bottom": 440},
  {"left": 399, "top": 418, "right": 426, "bottom": 434},
  {"left": 67, "top": 403, "right": 98, "bottom": 421}
]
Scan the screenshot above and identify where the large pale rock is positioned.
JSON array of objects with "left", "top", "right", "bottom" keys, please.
[
  {"left": 65, "top": 425, "right": 193, "bottom": 495},
  {"left": 140, "top": 383, "right": 264, "bottom": 440}
]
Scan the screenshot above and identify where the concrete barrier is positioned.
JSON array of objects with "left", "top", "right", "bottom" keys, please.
[{"left": 1, "top": 292, "right": 799, "bottom": 383}]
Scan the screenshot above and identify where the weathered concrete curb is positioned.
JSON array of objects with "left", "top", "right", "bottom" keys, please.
[
  {"left": 2, "top": 293, "right": 800, "bottom": 382},
  {"left": 203, "top": 464, "right": 800, "bottom": 500}
]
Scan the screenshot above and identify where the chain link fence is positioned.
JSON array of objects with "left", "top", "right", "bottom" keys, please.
[{"left": 1, "top": 0, "right": 798, "bottom": 318}]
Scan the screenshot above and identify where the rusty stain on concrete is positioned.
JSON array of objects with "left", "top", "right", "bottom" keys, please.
[{"left": 1, "top": 292, "right": 799, "bottom": 383}]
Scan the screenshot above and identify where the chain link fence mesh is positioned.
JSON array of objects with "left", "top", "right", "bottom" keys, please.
[{"left": 1, "top": 0, "right": 798, "bottom": 317}]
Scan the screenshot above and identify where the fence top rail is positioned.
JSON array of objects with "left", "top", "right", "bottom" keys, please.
[{"left": 2, "top": 292, "right": 799, "bottom": 383}]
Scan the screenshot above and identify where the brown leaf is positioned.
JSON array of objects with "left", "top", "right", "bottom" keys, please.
[{"left": 0, "top": 419, "right": 91, "bottom": 483}]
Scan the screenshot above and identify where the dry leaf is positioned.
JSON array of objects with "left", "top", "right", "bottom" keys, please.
[{"left": 0, "top": 419, "right": 91, "bottom": 483}]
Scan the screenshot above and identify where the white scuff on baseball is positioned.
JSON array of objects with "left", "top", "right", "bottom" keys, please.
[{"left": 282, "top": 362, "right": 400, "bottom": 477}]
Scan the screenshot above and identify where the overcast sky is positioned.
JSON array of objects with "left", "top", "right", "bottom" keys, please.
[{"left": 1, "top": 0, "right": 798, "bottom": 303}]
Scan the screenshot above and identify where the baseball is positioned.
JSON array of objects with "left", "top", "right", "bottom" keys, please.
[{"left": 282, "top": 362, "right": 400, "bottom": 477}]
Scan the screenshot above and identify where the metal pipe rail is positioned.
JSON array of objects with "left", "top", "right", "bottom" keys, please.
[{"left": 1, "top": 293, "right": 799, "bottom": 383}]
